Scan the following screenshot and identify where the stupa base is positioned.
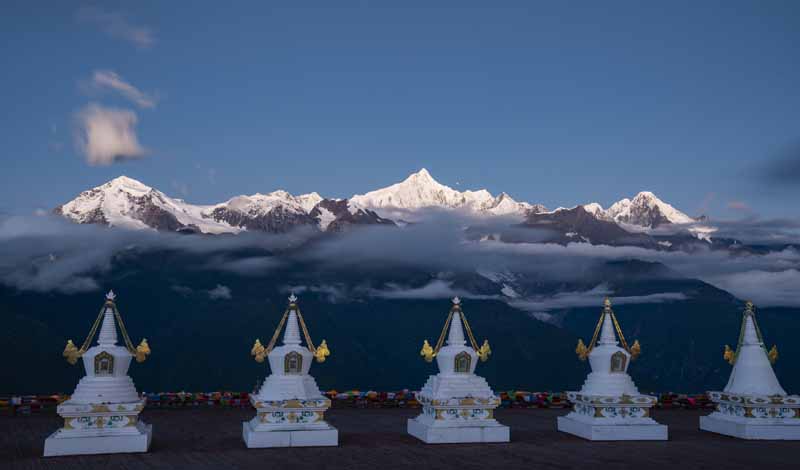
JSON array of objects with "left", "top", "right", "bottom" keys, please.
[
  {"left": 243, "top": 396, "right": 337, "bottom": 447},
  {"left": 242, "top": 421, "right": 338, "bottom": 448},
  {"left": 407, "top": 417, "right": 509, "bottom": 444},
  {"left": 558, "top": 415, "right": 667, "bottom": 441},
  {"left": 700, "top": 414, "right": 800, "bottom": 440},
  {"left": 44, "top": 422, "right": 152, "bottom": 456},
  {"left": 700, "top": 391, "right": 800, "bottom": 440},
  {"left": 559, "top": 392, "right": 666, "bottom": 440}
]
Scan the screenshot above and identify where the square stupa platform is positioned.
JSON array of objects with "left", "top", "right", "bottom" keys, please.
[
  {"left": 242, "top": 398, "right": 338, "bottom": 448},
  {"left": 699, "top": 392, "right": 800, "bottom": 440},
  {"left": 557, "top": 393, "right": 667, "bottom": 441},
  {"left": 407, "top": 396, "right": 509, "bottom": 444},
  {"left": 44, "top": 399, "right": 152, "bottom": 456}
]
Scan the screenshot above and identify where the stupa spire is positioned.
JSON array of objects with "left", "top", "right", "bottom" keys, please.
[
  {"left": 742, "top": 312, "right": 760, "bottom": 345},
  {"left": 97, "top": 290, "right": 119, "bottom": 346},
  {"left": 447, "top": 298, "right": 466, "bottom": 345},
  {"left": 598, "top": 299, "right": 617, "bottom": 345},
  {"left": 282, "top": 294, "right": 302, "bottom": 346}
]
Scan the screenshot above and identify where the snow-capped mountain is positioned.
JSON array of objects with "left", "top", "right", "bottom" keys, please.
[
  {"left": 521, "top": 205, "right": 658, "bottom": 248},
  {"left": 204, "top": 191, "right": 318, "bottom": 233},
  {"left": 55, "top": 170, "right": 701, "bottom": 241},
  {"left": 349, "top": 168, "right": 543, "bottom": 218},
  {"left": 55, "top": 176, "right": 242, "bottom": 234},
  {"left": 55, "top": 176, "right": 391, "bottom": 234},
  {"left": 582, "top": 191, "right": 695, "bottom": 229}
]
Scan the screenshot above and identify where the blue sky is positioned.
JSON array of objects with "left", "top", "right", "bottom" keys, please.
[{"left": 1, "top": 1, "right": 798, "bottom": 217}]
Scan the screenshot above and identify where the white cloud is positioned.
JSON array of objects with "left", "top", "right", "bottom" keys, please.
[
  {"left": 75, "top": 104, "right": 146, "bottom": 166},
  {"left": 366, "top": 279, "right": 496, "bottom": 301},
  {"left": 76, "top": 6, "right": 154, "bottom": 48},
  {"left": 508, "top": 284, "right": 687, "bottom": 313},
  {"left": 283, "top": 284, "right": 349, "bottom": 303},
  {"left": 207, "top": 284, "right": 232, "bottom": 300},
  {"left": 90, "top": 70, "right": 157, "bottom": 108},
  {"left": 171, "top": 285, "right": 193, "bottom": 296},
  {"left": 705, "top": 269, "right": 800, "bottom": 307}
]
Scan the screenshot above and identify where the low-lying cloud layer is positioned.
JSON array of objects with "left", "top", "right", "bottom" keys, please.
[{"left": 1, "top": 213, "right": 798, "bottom": 310}]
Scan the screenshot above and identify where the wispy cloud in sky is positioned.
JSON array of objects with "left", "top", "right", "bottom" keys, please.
[
  {"left": 89, "top": 70, "right": 157, "bottom": 108},
  {"left": 207, "top": 284, "right": 232, "bottom": 300},
  {"left": 75, "top": 104, "right": 146, "bottom": 166},
  {"left": 76, "top": 6, "right": 154, "bottom": 48},
  {"left": 705, "top": 269, "right": 800, "bottom": 307},
  {"left": 365, "top": 279, "right": 496, "bottom": 301},
  {"left": 508, "top": 285, "right": 687, "bottom": 313}
]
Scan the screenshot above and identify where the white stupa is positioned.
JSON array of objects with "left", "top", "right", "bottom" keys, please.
[
  {"left": 243, "top": 294, "right": 337, "bottom": 448},
  {"left": 44, "top": 291, "right": 152, "bottom": 456},
  {"left": 407, "top": 297, "right": 509, "bottom": 444},
  {"left": 700, "top": 301, "right": 800, "bottom": 439},
  {"left": 558, "top": 298, "right": 667, "bottom": 440}
]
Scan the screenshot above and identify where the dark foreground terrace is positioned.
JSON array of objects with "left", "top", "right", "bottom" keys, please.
[{"left": 2, "top": 408, "right": 798, "bottom": 470}]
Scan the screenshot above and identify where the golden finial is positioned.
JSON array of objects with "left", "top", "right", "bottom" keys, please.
[
  {"left": 420, "top": 339, "right": 435, "bottom": 362},
  {"left": 724, "top": 344, "right": 735, "bottom": 365},
  {"left": 576, "top": 338, "right": 589, "bottom": 361},
  {"left": 744, "top": 300, "right": 754, "bottom": 313},
  {"left": 630, "top": 340, "right": 641, "bottom": 360},
  {"left": 63, "top": 339, "right": 81, "bottom": 365},
  {"left": 314, "top": 340, "right": 331, "bottom": 363},
  {"left": 251, "top": 339, "right": 267, "bottom": 363},
  {"left": 768, "top": 345, "right": 779, "bottom": 364},
  {"left": 477, "top": 339, "right": 491, "bottom": 362},
  {"left": 603, "top": 297, "right": 612, "bottom": 309},
  {"left": 135, "top": 338, "right": 151, "bottom": 363}
]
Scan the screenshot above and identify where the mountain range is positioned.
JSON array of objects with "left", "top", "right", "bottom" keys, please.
[{"left": 55, "top": 169, "right": 710, "bottom": 241}]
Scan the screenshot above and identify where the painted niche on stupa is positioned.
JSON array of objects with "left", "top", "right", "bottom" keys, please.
[
  {"left": 94, "top": 351, "right": 115, "bottom": 375},
  {"left": 454, "top": 351, "right": 472, "bottom": 373},
  {"left": 284, "top": 351, "right": 303, "bottom": 374},
  {"left": 610, "top": 351, "right": 627, "bottom": 373}
]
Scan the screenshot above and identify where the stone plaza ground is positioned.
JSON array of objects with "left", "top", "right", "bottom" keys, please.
[{"left": 2, "top": 408, "right": 798, "bottom": 469}]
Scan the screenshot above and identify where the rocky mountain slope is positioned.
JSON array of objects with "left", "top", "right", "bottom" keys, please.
[{"left": 582, "top": 191, "right": 695, "bottom": 228}]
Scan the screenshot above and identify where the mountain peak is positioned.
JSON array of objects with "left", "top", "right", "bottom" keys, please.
[
  {"left": 606, "top": 191, "right": 693, "bottom": 227},
  {"left": 402, "top": 168, "right": 440, "bottom": 187},
  {"left": 410, "top": 167, "right": 432, "bottom": 178},
  {"left": 631, "top": 191, "right": 661, "bottom": 205},
  {"left": 348, "top": 168, "right": 544, "bottom": 218},
  {"left": 105, "top": 175, "right": 152, "bottom": 192}
]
